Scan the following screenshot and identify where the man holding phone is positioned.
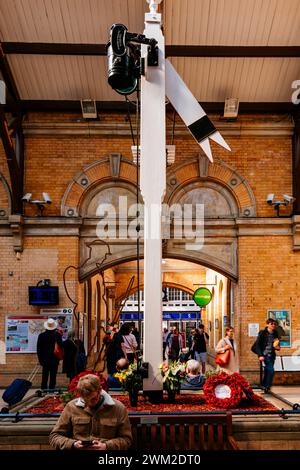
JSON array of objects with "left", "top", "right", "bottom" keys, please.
[{"left": 49, "top": 374, "right": 132, "bottom": 450}]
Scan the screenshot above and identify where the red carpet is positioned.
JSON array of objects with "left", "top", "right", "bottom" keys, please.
[{"left": 26, "top": 393, "right": 277, "bottom": 414}]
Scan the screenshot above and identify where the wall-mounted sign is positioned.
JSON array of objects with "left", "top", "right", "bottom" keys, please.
[
  {"left": 193, "top": 287, "right": 212, "bottom": 307},
  {"left": 248, "top": 323, "right": 260, "bottom": 337},
  {"left": 5, "top": 314, "right": 73, "bottom": 353},
  {"left": 120, "top": 312, "right": 201, "bottom": 321},
  {"left": 267, "top": 310, "right": 291, "bottom": 347}
]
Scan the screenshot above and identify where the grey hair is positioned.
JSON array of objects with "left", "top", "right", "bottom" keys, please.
[
  {"left": 77, "top": 374, "right": 101, "bottom": 397},
  {"left": 186, "top": 359, "right": 201, "bottom": 374},
  {"left": 68, "top": 330, "right": 75, "bottom": 340}
]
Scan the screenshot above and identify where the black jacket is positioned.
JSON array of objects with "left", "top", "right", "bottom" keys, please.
[
  {"left": 254, "top": 327, "right": 279, "bottom": 358},
  {"left": 37, "top": 329, "right": 62, "bottom": 366}
]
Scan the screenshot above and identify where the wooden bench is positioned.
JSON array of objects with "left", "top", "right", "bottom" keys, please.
[{"left": 129, "top": 413, "right": 239, "bottom": 450}]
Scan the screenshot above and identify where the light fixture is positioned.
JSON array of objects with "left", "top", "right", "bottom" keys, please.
[
  {"left": 224, "top": 98, "right": 239, "bottom": 119},
  {"left": 80, "top": 99, "right": 97, "bottom": 118},
  {"left": 283, "top": 194, "right": 296, "bottom": 204},
  {"left": 42, "top": 192, "right": 52, "bottom": 204},
  {"left": 266, "top": 193, "right": 295, "bottom": 216},
  {"left": 131, "top": 145, "right": 175, "bottom": 165},
  {"left": 22, "top": 193, "right": 32, "bottom": 202},
  {"left": 22, "top": 193, "right": 52, "bottom": 216}
]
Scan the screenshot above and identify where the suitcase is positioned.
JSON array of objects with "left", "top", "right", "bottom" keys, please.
[{"left": 2, "top": 364, "right": 40, "bottom": 405}]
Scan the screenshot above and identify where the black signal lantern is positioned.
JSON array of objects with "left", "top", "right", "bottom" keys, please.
[
  {"left": 106, "top": 43, "right": 138, "bottom": 96},
  {"left": 106, "top": 23, "right": 158, "bottom": 96}
]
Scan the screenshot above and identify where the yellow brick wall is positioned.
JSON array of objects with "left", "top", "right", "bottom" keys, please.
[
  {"left": 238, "top": 236, "right": 300, "bottom": 380},
  {"left": 0, "top": 236, "right": 79, "bottom": 383}
]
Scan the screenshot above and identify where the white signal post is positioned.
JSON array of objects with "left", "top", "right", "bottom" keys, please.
[
  {"left": 140, "top": 0, "right": 165, "bottom": 393},
  {"left": 140, "top": 0, "right": 230, "bottom": 394}
]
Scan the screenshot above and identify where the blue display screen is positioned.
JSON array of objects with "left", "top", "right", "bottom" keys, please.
[{"left": 28, "top": 286, "right": 59, "bottom": 306}]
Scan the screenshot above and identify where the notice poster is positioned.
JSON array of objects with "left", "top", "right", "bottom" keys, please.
[
  {"left": 6, "top": 314, "right": 73, "bottom": 353},
  {"left": 267, "top": 310, "right": 291, "bottom": 347}
]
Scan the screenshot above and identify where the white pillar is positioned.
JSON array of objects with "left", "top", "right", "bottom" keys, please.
[{"left": 140, "top": 8, "right": 165, "bottom": 391}]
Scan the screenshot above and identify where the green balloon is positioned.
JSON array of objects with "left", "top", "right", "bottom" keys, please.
[{"left": 193, "top": 287, "right": 212, "bottom": 306}]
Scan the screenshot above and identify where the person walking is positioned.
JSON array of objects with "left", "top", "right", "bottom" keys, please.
[
  {"left": 193, "top": 325, "right": 209, "bottom": 374},
  {"left": 120, "top": 323, "right": 138, "bottom": 364},
  {"left": 215, "top": 326, "right": 239, "bottom": 374},
  {"left": 62, "top": 331, "right": 78, "bottom": 382},
  {"left": 49, "top": 374, "right": 132, "bottom": 450},
  {"left": 254, "top": 318, "right": 280, "bottom": 393},
  {"left": 37, "top": 318, "right": 63, "bottom": 390},
  {"left": 162, "top": 327, "right": 169, "bottom": 360},
  {"left": 168, "top": 328, "right": 182, "bottom": 361}
]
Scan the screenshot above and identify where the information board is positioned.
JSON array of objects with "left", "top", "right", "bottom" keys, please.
[{"left": 5, "top": 314, "right": 72, "bottom": 353}]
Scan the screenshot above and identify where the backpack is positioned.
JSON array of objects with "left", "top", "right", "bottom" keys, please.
[{"left": 251, "top": 338, "right": 260, "bottom": 355}]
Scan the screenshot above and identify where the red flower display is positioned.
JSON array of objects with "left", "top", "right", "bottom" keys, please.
[
  {"left": 68, "top": 370, "right": 108, "bottom": 397},
  {"left": 231, "top": 372, "right": 258, "bottom": 403},
  {"left": 203, "top": 372, "right": 256, "bottom": 409},
  {"left": 26, "top": 393, "right": 275, "bottom": 414}
]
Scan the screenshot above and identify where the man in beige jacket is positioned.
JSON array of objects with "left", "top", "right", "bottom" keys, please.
[{"left": 49, "top": 374, "right": 132, "bottom": 450}]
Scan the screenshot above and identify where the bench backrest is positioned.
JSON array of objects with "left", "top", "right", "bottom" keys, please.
[{"left": 129, "top": 413, "right": 236, "bottom": 450}]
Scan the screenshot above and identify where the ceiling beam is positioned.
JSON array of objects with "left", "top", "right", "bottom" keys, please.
[
  {"left": 15, "top": 100, "right": 296, "bottom": 114},
  {"left": 0, "top": 108, "right": 24, "bottom": 214},
  {"left": 0, "top": 43, "right": 20, "bottom": 102},
  {"left": 166, "top": 45, "right": 300, "bottom": 58},
  {"left": 2, "top": 42, "right": 106, "bottom": 56},
  {"left": 2, "top": 42, "right": 300, "bottom": 58}
]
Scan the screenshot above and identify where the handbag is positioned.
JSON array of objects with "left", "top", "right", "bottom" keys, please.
[
  {"left": 215, "top": 349, "right": 230, "bottom": 366},
  {"left": 54, "top": 341, "right": 64, "bottom": 361}
]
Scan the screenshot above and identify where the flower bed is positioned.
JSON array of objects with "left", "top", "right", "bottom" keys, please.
[{"left": 25, "top": 393, "right": 276, "bottom": 414}]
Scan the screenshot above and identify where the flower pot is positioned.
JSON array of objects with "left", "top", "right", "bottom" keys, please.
[{"left": 129, "top": 389, "right": 139, "bottom": 407}]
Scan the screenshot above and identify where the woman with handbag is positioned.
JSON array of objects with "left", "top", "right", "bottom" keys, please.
[{"left": 215, "top": 327, "right": 239, "bottom": 374}]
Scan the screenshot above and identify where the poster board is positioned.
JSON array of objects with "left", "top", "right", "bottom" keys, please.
[
  {"left": 248, "top": 323, "right": 260, "bottom": 337},
  {"left": 5, "top": 314, "right": 73, "bottom": 353},
  {"left": 267, "top": 310, "right": 291, "bottom": 347}
]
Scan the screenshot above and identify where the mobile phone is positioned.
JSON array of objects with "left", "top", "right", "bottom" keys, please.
[{"left": 81, "top": 440, "right": 93, "bottom": 447}]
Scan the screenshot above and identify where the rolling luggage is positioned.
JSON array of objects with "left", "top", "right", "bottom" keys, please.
[{"left": 2, "top": 364, "right": 39, "bottom": 405}]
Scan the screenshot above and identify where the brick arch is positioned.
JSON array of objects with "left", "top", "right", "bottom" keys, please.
[
  {"left": 116, "top": 281, "right": 195, "bottom": 304},
  {"left": 0, "top": 172, "right": 12, "bottom": 218},
  {"left": 61, "top": 155, "right": 138, "bottom": 217},
  {"left": 62, "top": 154, "right": 255, "bottom": 218},
  {"left": 165, "top": 155, "right": 256, "bottom": 217}
]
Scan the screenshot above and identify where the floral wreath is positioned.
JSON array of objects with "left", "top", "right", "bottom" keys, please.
[
  {"left": 203, "top": 372, "right": 256, "bottom": 409},
  {"left": 68, "top": 370, "right": 108, "bottom": 397}
]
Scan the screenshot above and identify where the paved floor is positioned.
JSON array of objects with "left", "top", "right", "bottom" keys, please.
[{"left": 270, "top": 385, "right": 300, "bottom": 405}]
